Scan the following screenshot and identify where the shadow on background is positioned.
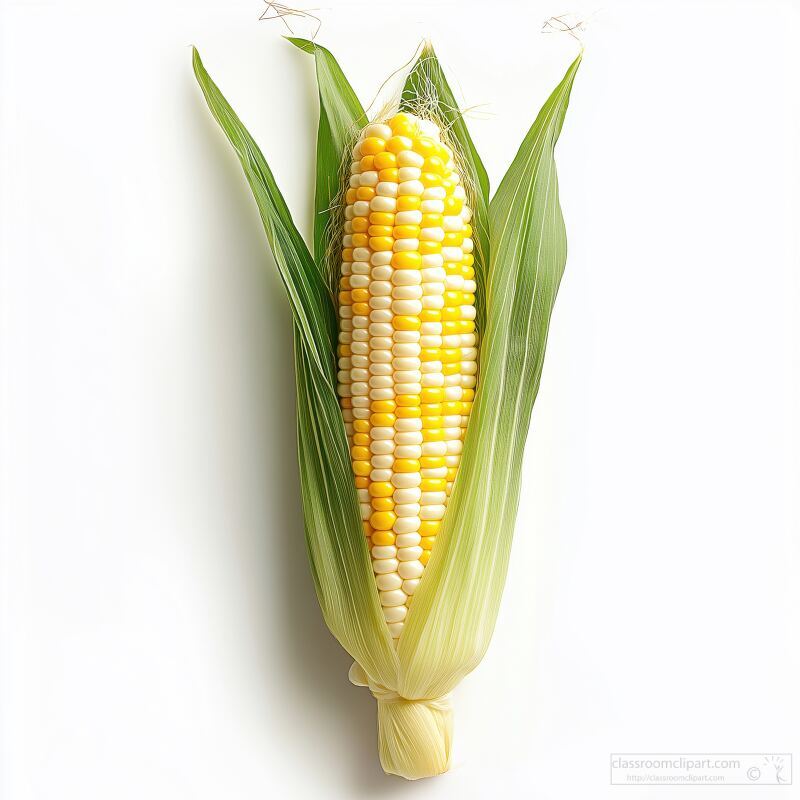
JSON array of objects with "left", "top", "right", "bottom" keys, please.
[{"left": 189, "top": 70, "right": 414, "bottom": 797}]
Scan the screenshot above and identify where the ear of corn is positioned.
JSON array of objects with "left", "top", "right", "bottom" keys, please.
[
  {"left": 337, "top": 113, "right": 477, "bottom": 640},
  {"left": 193, "top": 40, "right": 581, "bottom": 781}
]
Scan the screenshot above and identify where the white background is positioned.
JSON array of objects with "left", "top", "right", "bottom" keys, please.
[{"left": 2, "top": 0, "right": 799, "bottom": 797}]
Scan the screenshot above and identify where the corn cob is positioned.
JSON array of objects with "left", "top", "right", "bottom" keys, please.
[{"left": 337, "top": 112, "right": 477, "bottom": 639}]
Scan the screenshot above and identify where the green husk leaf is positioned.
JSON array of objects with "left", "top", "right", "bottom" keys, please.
[
  {"left": 397, "top": 53, "right": 582, "bottom": 698},
  {"left": 288, "top": 37, "right": 367, "bottom": 279},
  {"left": 400, "top": 43, "right": 489, "bottom": 334},
  {"left": 192, "top": 46, "right": 397, "bottom": 685}
]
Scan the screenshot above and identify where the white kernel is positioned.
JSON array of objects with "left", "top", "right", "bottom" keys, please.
[
  {"left": 365, "top": 122, "right": 392, "bottom": 140},
  {"left": 420, "top": 505, "right": 446, "bottom": 521},
  {"left": 392, "top": 357, "right": 420, "bottom": 370},
  {"left": 370, "top": 336, "right": 392, "bottom": 349},
  {"left": 421, "top": 200, "right": 445, "bottom": 213},
  {"left": 423, "top": 186, "right": 446, "bottom": 200},
  {"left": 396, "top": 533, "right": 422, "bottom": 548},
  {"left": 422, "top": 466, "right": 447, "bottom": 478},
  {"left": 351, "top": 368, "right": 368, "bottom": 382},
  {"left": 360, "top": 503, "right": 371, "bottom": 520},
  {"left": 443, "top": 414, "right": 461, "bottom": 427},
  {"left": 393, "top": 516, "right": 421, "bottom": 534},
  {"left": 376, "top": 572, "right": 402, "bottom": 591},
  {"left": 353, "top": 201, "right": 370, "bottom": 216},
  {"left": 344, "top": 206, "right": 354, "bottom": 220},
  {"left": 370, "top": 440, "right": 394, "bottom": 455},
  {"left": 461, "top": 305, "right": 476, "bottom": 320},
  {"left": 392, "top": 473, "right": 421, "bottom": 488},
  {"left": 352, "top": 261, "right": 370, "bottom": 275},
  {"left": 454, "top": 185, "right": 466, "bottom": 201},
  {"left": 371, "top": 251, "right": 392, "bottom": 266},
  {"left": 395, "top": 210, "right": 422, "bottom": 225},
  {"left": 380, "top": 589, "right": 407, "bottom": 607},
  {"left": 420, "top": 227, "right": 445, "bottom": 242},
  {"left": 370, "top": 281, "right": 392, "bottom": 296},
  {"left": 349, "top": 175, "right": 360, "bottom": 188},
  {"left": 387, "top": 621, "right": 405, "bottom": 638},
  {"left": 444, "top": 374, "right": 461, "bottom": 386},
  {"left": 420, "top": 491, "right": 447, "bottom": 505},
  {"left": 464, "top": 280, "right": 477, "bottom": 293},
  {"left": 422, "top": 267, "right": 446, "bottom": 282},
  {"left": 445, "top": 454, "right": 460, "bottom": 467},
  {"left": 371, "top": 454, "right": 394, "bottom": 469},
  {"left": 376, "top": 181, "right": 398, "bottom": 197},
  {"left": 392, "top": 285, "right": 423, "bottom": 300},
  {"left": 442, "top": 335, "right": 460, "bottom": 347},
  {"left": 462, "top": 375, "right": 477, "bottom": 388},
  {"left": 370, "top": 196, "right": 396, "bottom": 212},
  {"left": 443, "top": 215, "right": 463, "bottom": 232},
  {"left": 397, "top": 167, "right": 422, "bottom": 182},
  {"left": 446, "top": 440, "right": 463, "bottom": 455},
  {"left": 371, "top": 426, "right": 394, "bottom": 440},
  {"left": 445, "top": 386, "right": 462, "bottom": 400},
  {"left": 398, "top": 546, "right": 424, "bottom": 561},
  {"left": 395, "top": 503, "right": 421, "bottom": 518},
  {"left": 371, "top": 388, "right": 394, "bottom": 400},
  {"left": 393, "top": 487, "right": 421, "bottom": 503},
  {"left": 371, "top": 469, "right": 392, "bottom": 481},
  {"left": 392, "top": 343, "right": 419, "bottom": 357},
  {"left": 397, "top": 150, "right": 425, "bottom": 168},
  {"left": 391, "top": 270, "right": 421, "bottom": 286},
  {"left": 421, "top": 254, "right": 444, "bottom": 267},
  {"left": 372, "top": 545, "right": 397, "bottom": 560},
  {"left": 441, "top": 247, "right": 462, "bottom": 262},
  {"left": 402, "top": 578, "right": 420, "bottom": 595},
  {"left": 370, "top": 310, "right": 392, "bottom": 324},
  {"left": 395, "top": 445, "right": 422, "bottom": 458},
  {"left": 393, "top": 330, "right": 420, "bottom": 342},
  {"left": 422, "top": 441, "right": 447, "bottom": 455},
  {"left": 462, "top": 238, "right": 474, "bottom": 254},
  {"left": 369, "top": 324, "right": 393, "bottom": 337},
  {"left": 395, "top": 431, "right": 423, "bottom": 445},
  {"left": 395, "top": 418, "right": 423, "bottom": 432},
  {"left": 393, "top": 238, "right": 419, "bottom": 252},
  {"left": 360, "top": 171, "right": 378, "bottom": 187},
  {"left": 421, "top": 374, "right": 444, "bottom": 387},
  {"left": 383, "top": 605, "right": 407, "bottom": 623},
  {"left": 420, "top": 322, "right": 442, "bottom": 334},
  {"left": 373, "top": 558, "right": 399, "bottom": 575},
  {"left": 417, "top": 119, "right": 440, "bottom": 138},
  {"left": 462, "top": 361, "right": 478, "bottom": 375},
  {"left": 398, "top": 180, "right": 424, "bottom": 196},
  {"left": 394, "top": 370, "right": 422, "bottom": 383},
  {"left": 421, "top": 361, "right": 442, "bottom": 373},
  {"left": 395, "top": 382, "right": 422, "bottom": 395},
  {"left": 398, "top": 560, "right": 424, "bottom": 579}
]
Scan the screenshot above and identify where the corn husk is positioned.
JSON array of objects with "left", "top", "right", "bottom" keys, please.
[{"left": 192, "top": 39, "right": 581, "bottom": 780}]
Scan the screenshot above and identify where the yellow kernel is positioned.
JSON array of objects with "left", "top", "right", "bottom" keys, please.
[
  {"left": 370, "top": 413, "right": 396, "bottom": 427},
  {"left": 389, "top": 114, "right": 417, "bottom": 137},
  {"left": 420, "top": 348, "right": 441, "bottom": 361},
  {"left": 359, "top": 155, "right": 375, "bottom": 171},
  {"left": 396, "top": 195, "right": 421, "bottom": 212},
  {"left": 386, "top": 135, "right": 413, "bottom": 154},
  {"left": 338, "top": 291, "right": 351, "bottom": 305},
  {"left": 394, "top": 459, "right": 420, "bottom": 473},
  {"left": 342, "top": 248, "right": 354, "bottom": 261},
  {"left": 340, "top": 397, "right": 352, "bottom": 409},
  {"left": 443, "top": 363, "right": 460, "bottom": 376},
  {"left": 355, "top": 476, "right": 369, "bottom": 489},
  {"left": 356, "top": 186, "right": 376, "bottom": 201},
  {"left": 420, "top": 403, "right": 441, "bottom": 415},
  {"left": 421, "top": 172, "right": 443, "bottom": 187},
  {"left": 396, "top": 406, "right": 421, "bottom": 418},
  {"left": 370, "top": 510, "right": 397, "bottom": 530},
  {"left": 370, "top": 212, "right": 395, "bottom": 226},
  {"left": 369, "top": 481, "right": 394, "bottom": 497},
  {"left": 370, "top": 236, "right": 394, "bottom": 251},
  {"left": 421, "top": 213, "right": 443, "bottom": 228},
  {"left": 463, "top": 253, "right": 474, "bottom": 267},
  {"left": 443, "top": 196, "right": 463, "bottom": 214},
  {"left": 393, "top": 316, "right": 421, "bottom": 331},
  {"left": 421, "top": 416, "right": 443, "bottom": 429},
  {"left": 420, "top": 310, "right": 441, "bottom": 323},
  {"left": 441, "top": 348, "right": 460, "bottom": 363},
  {"left": 361, "top": 137, "right": 386, "bottom": 155},
  {"left": 412, "top": 137, "right": 437, "bottom": 157},
  {"left": 391, "top": 251, "right": 422, "bottom": 270},
  {"left": 421, "top": 478, "right": 446, "bottom": 491},
  {"left": 419, "top": 520, "right": 439, "bottom": 536},
  {"left": 352, "top": 302, "right": 369, "bottom": 315},
  {"left": 421, "top": 536, "right": 436, "bottom": 551},
  {"left": 345, "top": 188, "right": 357, "bottom": 204},
  {"left": 371, "top": 400, "right": 396, "bottom": 413},
  {"left": 378, "top": 168, "right": 399, "bottom": 183},
  {"left": 396, "top": 394, "right": 421, "bottom": 407},
  {"left": 351, "top": 233, "right": 368, "bottom": 248},
  {"left": 353, "top": 419, "right": 370, "bottom": 433},
  {"left": 351, "top": 445, "right": 370, "bottom": 460},
  {"left": 419, "top": 241, "right": 442, "bottom": 255},
  {"left": 369, "top": 225, "right": 393, "bottom": 237},
  {"left": 420, "top": 550, "right": 430, "bottom": 565},
  {"left": 353, "top": 433, "right": 369, "bottom": 446},
  {"left": 351, "top": 217, "right": 369, "bottom": 233},
  {"left": 442, "top": 307, "right": 460, "bottom": 321},
  {"left": 423, "top": 156, "right": 447, "bottom": 175},
  {"left": 363, "top": 521, "right": 373, "bottom": 536},
  {"left": 419, "top": 457, "right": 445, "bottom": 469},
  {"left": 372, "top": 530, "right": 396, "bottom": 546},
  {"left": 393, "top": 225, "right": 420, "bottom": 239},
  {"left": 462, "top": 389, "right": 475, "bottom": 401},
  {"left": 371, "top": 496, "right": 394, "bottom": 512},
  {"left": 421, "top": 428, "right": 444, "bottom": 441},
  {"left": 443, "top": 232, "right": 464, "bottom": 247},
  {"left": 421, "top": 395, "right": 445, "bottom": 411},
  {"left": 353, "top": 460, "right": 371, "bottom": 476},
  {"left": 373, "top": 151, "right": 397, "bottom": 170}
]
